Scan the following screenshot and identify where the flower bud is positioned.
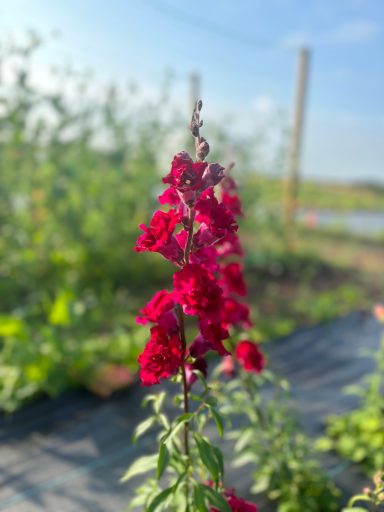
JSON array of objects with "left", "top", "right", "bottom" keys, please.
[
  {"left": 190, "top": 121, "right": 199, "bottom": 138},
  {"left": 197, "top": 99, "right": 203, "bottom": 111},
  {"left": 202, "top": 162, "right": 225, "bottom": 189},
  {"left": 197, "top": 138, "right": 210, "bottom": 160},
  {"left": 185, "top": 357, "right": 207, "bottom": 388}
]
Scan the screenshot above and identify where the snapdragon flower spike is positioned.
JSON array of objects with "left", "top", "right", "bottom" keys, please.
[{"left": 135, "top": 103, "right": 238, "bottom": 390}]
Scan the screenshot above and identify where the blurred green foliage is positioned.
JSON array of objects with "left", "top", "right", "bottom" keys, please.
[
  {"left": 318, "top": 335, "right": 384, "bottom": 473},
  {"left": 220, "top": 369, "right": 340, "bottom": 511},
  {"left": 0, "top": 34, "right": 378, "bottom": 412},
  {"left": 0, "top": 35, "right": 180, "bottom": 411},
  {"left": 0, "top": 34, "right": 270, "bottom": 411}
]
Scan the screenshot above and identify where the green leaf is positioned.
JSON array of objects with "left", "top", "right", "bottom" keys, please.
[
  {"left": 120, "top": 454, "right": 157, "bottom": 482},
  {"left": 250, "top": 475, "right": 269, "bottom": 494},
  {"left": 210, "top": 407, "right": 224, "bottom": 437},
  {"left": 0, "top": 316, "right": 24, "bottom": 337},
  {"left": 153, "top": 391, "right": 167, "bottom": 414},
  {"left": 342, "top": 508, "right": 369, "bottom": 512},
  {"left": 157, "top": 443, "right": 169, "bottom": 480},
  {"left": 201, "top": 485, "right": 232, "bottom": 512},
  {"left": 193, "top": 484, "right": 209, "bottom": 512},
  {"left": 193, "top": 434, "right": 220, "bottom": 484},
  {"left": 146, "top": 486, "right": 173, "bottom": 512},
  {"left": 211, "top": 445, "right": 224, "bottom": 480},
  {"left": 132, "top": 417, "right": 156, "bottom": 442},
  {"left": 48, "top": 290, "right": 73, "bottom": 326},
  {"left": 162, "top": 413, "right": 193, "bottom": 444}
]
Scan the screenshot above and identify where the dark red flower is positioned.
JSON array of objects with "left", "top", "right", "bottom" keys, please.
[
  {"left": 190, "top": 245, "right": 219, "bottom": 273},
  {"left": 222, "top": 297, "right": 252, "bottom": 329},
  {"left": 136, "top": 290, "right": 177, "bottom": 332},
  {"left": 211, "top": 488, "right": 257, "bottom": 512},
  {"left": 185, "top": 357, "right": 208, "bottom": 388},
  {"left": 215, "top": 231, "right": 244, "bottom": 258},
  {"left": 135, "top": 209, "right": 183, "bottom": 263},
  {"left": 199, "top": 321, "right": 230, "bottom": 356},
  {"left": 138, "top": 326, "right": 183, "bottom": 386},
  {"left": 235, "top": 341, "right": 266, "bottom": 374},
  {"left": 158, "top": 186, "right": 181, "bottom": 206},
  {"left": 163, "top": 151, "right": 207, "bottom": 192},
  {"left": 188, "top": 335, "right": 210, "bottom": 358},
  {"left": 173, "top": 264, "right": 223, "bottom": 322},
  {"left": 189, "top": 321, "right": 229, "bottom": 358},
  {"left": 195, "top": 190, "right": 237, "bottom": 246},
  {"left": 222, "top": 192, "right": 244, "bottom": 217},
  {"left": 220, "top": 262, "right": 247, "bottom": 297}
]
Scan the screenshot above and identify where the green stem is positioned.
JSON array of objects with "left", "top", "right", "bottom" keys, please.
[
  {"left": 177, "top": 306, "right": 191, "bottom": 511},
  {"left": 178, "top": 205, "right": 195, "bottom": 511},
  {"left": 184, "top": 208, "right": 195, "bottom": 265}
]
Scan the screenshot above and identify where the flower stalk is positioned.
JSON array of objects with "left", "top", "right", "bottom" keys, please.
[{"left": 127, "top": 100, "right": 259, "bottom": 511}]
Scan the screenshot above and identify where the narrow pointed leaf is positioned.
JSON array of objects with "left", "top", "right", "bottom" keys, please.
[
  {"left": 201, "top": 485, "right": 232, "bottom": 512},
  {"left": 194, "top": 484, "right": 209, "bottom": 512},
  {"left": 120, "top": 454, "right": 157, "bottom": 482},
  {"left": 210, "top": 408, "right": 224, "bottom": 437},
  {"left": 132, "top": 417, "right": 156, "bottom": 442},
  {"left": 146, "top": 487, "right": 173, "bottom": 512},
  {"left": 193, "top": 433, "right": 219, "bottom": 484},
  {"left": 157, "top": 443, "right": 170, "bottom": 480},
  {"left": 161, "top": 413, "right": 193, "bottom": 444}
]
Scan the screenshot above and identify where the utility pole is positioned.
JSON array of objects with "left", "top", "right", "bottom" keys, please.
[
  {"left": 189, "top": 72, "right": 201, "bottom": 112},
  {"left": 283, "top": 47, "right": 310, "bottom": 233}
]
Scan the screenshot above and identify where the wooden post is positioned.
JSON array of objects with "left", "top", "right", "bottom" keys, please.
[
  {"left": 283, "top": 47, "right": 310, "bottom": 232},
  {"left": 189, "top": 72, "right": 201, "bottom": 112}
]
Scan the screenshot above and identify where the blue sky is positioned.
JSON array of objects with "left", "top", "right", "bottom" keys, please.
[{"left": 1, "top": 0, "right": 383, "bottom": 182}]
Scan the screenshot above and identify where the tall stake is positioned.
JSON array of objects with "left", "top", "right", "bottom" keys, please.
[
  {"left": 189, "top": 72, "right": 201, "bottom": 114},
  {"left": 283, "top": 47, "right": 310, "bottom": 241}
]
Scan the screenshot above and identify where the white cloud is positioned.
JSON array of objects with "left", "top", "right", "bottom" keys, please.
[
  {"left": 326, "top": 19, "right": 381, "bottom": 43},
  {"left": 281, "top": 19, "right": 381, "bottom": 49},
  {"left": 281, "top": 32, "right": 311, "bottom": 49},
  {"left": 252, "top": 95, "right": 277, "bottom": 115}
]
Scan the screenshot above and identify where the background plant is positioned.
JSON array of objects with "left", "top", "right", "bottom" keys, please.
[
  {"left": 318, "top": 305, "right": 384, "bottom": 474},
  {"left": 343, "top": 471, "right": 384, "bottom": 511},
  {"left": 1, "top": 32, "right": 380, "bottom": 413},
  {"left": 214, "top": 349, "right": 340, "bottom": 511}
]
